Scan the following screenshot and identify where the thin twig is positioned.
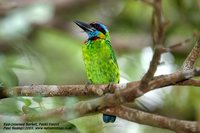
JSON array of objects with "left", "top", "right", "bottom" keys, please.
[
  {"left": 182, "top": 39, "right": 200, "bottom": 70},
  {"left": 169, "top": 38, "right": 192, "bottom": 50},
  {"left": 140, "top": 0, "right": 166, "bottom": 90},
  {"left": 152, "top": 0, "right": 164, "bottom": 45},
  {"left": 140, "top": 45, "right": 164, "bottom": 90}
]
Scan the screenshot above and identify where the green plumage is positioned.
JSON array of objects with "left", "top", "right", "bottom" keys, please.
[
  {"left": 82, "top": 39, "right": 119, "bottom": 84},
  {"left": 74, "top": 20, "right": 119, "bottom": 123}
]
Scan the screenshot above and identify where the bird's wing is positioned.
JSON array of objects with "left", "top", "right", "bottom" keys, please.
[{"left": 105, "top": 40, "right": 118, "bottom": 68}]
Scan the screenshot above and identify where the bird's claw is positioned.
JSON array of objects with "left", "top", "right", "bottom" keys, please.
[
  {"left": 107, "top": 82, "right": 114, "bottom": 93},
  {"left": 84, "top": 80, "right": 92, "bottom": 89}
]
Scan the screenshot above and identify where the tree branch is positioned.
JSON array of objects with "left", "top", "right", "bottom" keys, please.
[
  {"left": 0, "top": 106, "right": 77, "bottom": 122},
  {"left": 104, "top": 106, "right": 200, "bottom": 133},
  {"left": 140, "top": 0, "right": 166, "bottom": 90},
  {"left": 0, "top": 83, "right": 121, "bottom": 98},
  {"left": 1, "top": 68, "right": 200, "bottom": 102},
  {"left": 140, "top": 45, "right": 165, "bottom": 90},
  {"left": 177, "top": 79, "right": 200, "bottom": 86},
  {"left": 182, "top": 39, "right": 200, "bottom": 70},
  {"left": 0, "top": 1, "right": 200, "bottom": 133},
  {"left": 1, "top": 104, "right": 200, "bottom": 133}
]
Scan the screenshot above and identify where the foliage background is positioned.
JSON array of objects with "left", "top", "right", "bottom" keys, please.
[{"left": 0, "top": 0, "right": 200, "bottom": 133}]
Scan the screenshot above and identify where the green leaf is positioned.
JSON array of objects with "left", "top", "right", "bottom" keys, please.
[{"left": 23, "top": 98, "right": 32, "bottom": 106}]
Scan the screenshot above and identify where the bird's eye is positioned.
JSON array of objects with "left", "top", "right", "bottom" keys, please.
[{"left": 90, "top": 23, "right": 106, "bottom": 35}]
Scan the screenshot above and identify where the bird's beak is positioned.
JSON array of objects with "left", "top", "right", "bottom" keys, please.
[{"left": 74, "top": 20, "right": 96, "bottom": 32}]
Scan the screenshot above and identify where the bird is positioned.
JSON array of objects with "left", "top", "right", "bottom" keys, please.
[{"left": 74, "top": 20, "right": 120, "bottom": 123}]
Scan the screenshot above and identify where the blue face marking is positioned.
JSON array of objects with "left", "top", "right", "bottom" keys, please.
[
  {"left": 87, "top": 30, "right": 100, "bottom": 39},
  {"left": 86, "top": 22, "right": 108, "bottom": 39}
]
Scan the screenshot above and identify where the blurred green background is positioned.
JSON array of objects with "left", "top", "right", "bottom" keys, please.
[{"left": 0, "top": 0, "right": 200, "bottom": 133}]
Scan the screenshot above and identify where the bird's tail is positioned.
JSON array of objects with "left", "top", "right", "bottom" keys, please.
[{"left": 103, "top": 114, "right": 116, "bottom": 123}]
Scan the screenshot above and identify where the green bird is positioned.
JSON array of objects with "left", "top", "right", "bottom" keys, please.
[{"left": 74, "top": 21, "right": 120, "bottom": 123}]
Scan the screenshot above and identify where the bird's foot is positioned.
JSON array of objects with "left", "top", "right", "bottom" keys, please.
[
  {"left": 85, "top": 80, "right": 92, "bottom": 89},
  {"left": 107, "top": 82, "right": 115, "bottom": 93}
]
